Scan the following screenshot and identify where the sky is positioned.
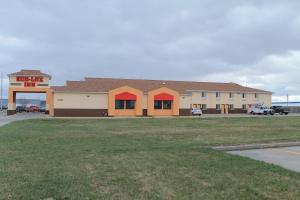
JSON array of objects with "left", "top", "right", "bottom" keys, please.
[{"left": 0, "top": 0, "right": 300, "bottom": 101}]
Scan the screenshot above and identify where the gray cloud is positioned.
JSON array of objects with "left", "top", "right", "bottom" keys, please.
[{"left": 0, "top": 0, "right": 300, "bottom": 99}]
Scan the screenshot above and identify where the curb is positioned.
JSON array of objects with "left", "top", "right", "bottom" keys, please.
[{"left": 212, "top": 141, "right": 300, "bottom": 151}]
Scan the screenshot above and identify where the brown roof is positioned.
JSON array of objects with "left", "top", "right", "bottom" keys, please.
[
  {"left": 9, "top": 70, "right": 51, "bottom": 79},
  {"left": 52, "top": 77, "right": 272, "bottom": 94}
]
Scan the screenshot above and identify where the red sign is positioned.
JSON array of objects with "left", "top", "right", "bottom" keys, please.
[{"left": 16, "top": 76, "right": 44, "bottom": 87}]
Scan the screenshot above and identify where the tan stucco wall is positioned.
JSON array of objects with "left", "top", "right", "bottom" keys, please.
[
  {"left": 54, "top": 93, "right": 108, "bottom": 109},
  {"left": 179, "top": 91, "right": 272, "bottom": 109},
  {"left": 179, "top": 95, "right": 192, "bottom": 108},
  {"left": 142, "top": 95, "right": 148, "bottom": 109},
  {"left": 52, "top": 91, "right": 271, "bottom": 114}
]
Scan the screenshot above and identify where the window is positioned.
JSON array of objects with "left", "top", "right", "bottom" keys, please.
[
  {"left": 216, "top": 92, "right": 221, "bottom": 98},
  {"left": 126, "top": 100, "right": 135, "bottom": 109},
  {"left": 201, "top": 104, "right": 207, "bottom": 110},
  {"left": 115, "top": 100, "right": 135, "bottom": 109},
  {"left": 155, "top": 100, "right": 172, "bottom": 110},
  {"left": 115, "top": 100, "right": 125, "bottom": 109},
  {"left": 154, "top": 100, "right": 162, "bottom": 109},
  {"left": 163, "top": 100, "right": 172, "bottom": 109},
  {"left": 242, "top": 93, "right": 247, "bottom": 99},
  {"left": 201, "top": 92, "right": 207, "bottom": 98},
  {"left": 255, "top": 93, "right": 259, "bottom": 99},
  {"left": 242, "top": 104, "right": 247, "bottom": 110},
  {"left": 229, "top": 104, "right": 234, "bottom": 110},
  {"left": 216, "top": 104, "right": 221, "bottom": 110},
  {"left": 229, "top": 92, "right": 234, "bottom": 99}
]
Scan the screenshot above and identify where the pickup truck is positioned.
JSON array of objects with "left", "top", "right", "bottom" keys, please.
[
  {"left": 249, "top": 106, "right": 274, "bottom": 115},
  {"left": 191, "top": 108, "right": 202, "bottom": 116},
  {"left": 270, "top": 106, "right": 289, "bottom": 115}
]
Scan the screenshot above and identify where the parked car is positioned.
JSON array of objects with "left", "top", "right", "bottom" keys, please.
[
  {"left": 16, "top": 105, "right": 26, "bottom": 112},
  {"left": 26, "top": 105, "right": 39, "bottom": 112},
  {"left": 0, "top": 106, "right": 8, "bottom": 110},
  {"left": 249, "top": 106, "right": 274, "bottom": 115},
  {"left": 39, "top": 106, "right": 46, "bottom": 113},
  {"left": 270, "top": 106, "right": 289, "bottom": 115},
  {"left": 191, "top": 108, "right": 202, "bottom": 116}
]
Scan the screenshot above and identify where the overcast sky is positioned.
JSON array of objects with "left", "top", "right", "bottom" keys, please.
[{"left": 0, "top": 0, "right": 300, "bottom": 101}]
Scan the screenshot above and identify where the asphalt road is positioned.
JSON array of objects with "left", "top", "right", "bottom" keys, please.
[{"left": 229, "top": 147, "right": 300, "bottom": 173}]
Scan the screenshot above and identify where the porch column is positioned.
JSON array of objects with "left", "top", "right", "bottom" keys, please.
[
  {"left": 7, "top": 89, "right": 16, "bottom": 115},
  {"left": 46, "top": 90, "right": 54, "bottom": 115}
]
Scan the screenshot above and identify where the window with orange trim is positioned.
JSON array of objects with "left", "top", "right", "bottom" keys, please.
[
  {"left": 115, "top": 92, "right": 136, "bottom": 109},
  {"left": 154, "top": 100, "right": 172, "bottom": 110},
  {"left": 115, "top": 100, "right": 135, "bottom": 109},
  {"left": 154, "top": 92, "right": 174, "bottom": 110}
]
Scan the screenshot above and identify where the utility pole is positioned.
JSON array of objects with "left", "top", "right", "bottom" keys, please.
[
  {"left": 287, "top": 94, "right": 289, "bottom": 107},
  {"left": 0, "top": 72, "right": 3, "bottom": 111}
]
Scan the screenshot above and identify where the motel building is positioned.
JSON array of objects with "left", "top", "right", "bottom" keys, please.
[{"left": 7, "top": 70, "right": 272, "bottom": 117}]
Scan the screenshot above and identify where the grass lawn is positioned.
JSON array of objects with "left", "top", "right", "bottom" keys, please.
[{"left": 0, "top": 117, "right": 300, "bottom": 199}]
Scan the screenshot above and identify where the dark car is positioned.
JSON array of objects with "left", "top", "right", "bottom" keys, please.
[
  {"left": 16, "top": 105, "right": 26, "bottom": 112},
  {"left": 0, "top": 105, "right": 7, "bottom": 110},
  {"left": 270, "top": 106, "right": 289, "bottom": 115}
]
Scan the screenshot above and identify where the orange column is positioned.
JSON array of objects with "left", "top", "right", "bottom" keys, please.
[
  {"left": 7, "top": 88, "right": 16, "bottom": 115},
  {"left": 46, "top": 89, "right": 54, "bottom": 116}
]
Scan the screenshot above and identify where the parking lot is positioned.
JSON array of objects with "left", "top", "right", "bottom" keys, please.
[{"left": 229, "top": 146, "right": 300, "bottom": 173}]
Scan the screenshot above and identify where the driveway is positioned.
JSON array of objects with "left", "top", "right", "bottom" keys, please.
[
  {"left": 0, "top": 110, "right": 47, "bottom": 127},
  {"left": 229, "top": 146, "right": 300, "bottom": 173}
]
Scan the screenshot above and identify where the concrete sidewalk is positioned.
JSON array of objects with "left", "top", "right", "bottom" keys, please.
[
  {"left": 0, "top": 110, "right": 47, "bottom": 127},
  {"left": 229, "top": 146, "right": 300, "bottom": 173},
  {"left": 213, "top": 141, "right": 300, "bottom": 151}
]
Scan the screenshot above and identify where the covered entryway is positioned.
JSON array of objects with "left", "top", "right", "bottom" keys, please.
[
  {"left": 221, "top": 104, "right": 229, "bottom": 114},
  {"left": 7, "top": 70, "right": 54, "bottom": 116}
]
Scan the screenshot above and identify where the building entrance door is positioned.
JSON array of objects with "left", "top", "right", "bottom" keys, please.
[{"left": 221, "top": 104, "right": 229, "bottom": 114}]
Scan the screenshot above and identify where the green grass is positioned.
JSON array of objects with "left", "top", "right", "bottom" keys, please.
[{"left": 0, "top": 117, "right": 300, "bottom": 199}]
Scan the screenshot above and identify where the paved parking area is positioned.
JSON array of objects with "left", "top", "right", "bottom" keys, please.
[
  {"left": 0, "top": 110, "right": 47, "bottom": 127},
  {"left": 200, "top": 113, "right": 300, "bottom": 118},
  {"left": 229, "top": 146, "right": 300, "bottom": 172}
]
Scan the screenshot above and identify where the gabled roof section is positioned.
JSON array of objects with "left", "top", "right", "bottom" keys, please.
[
  {"left": 52, "top": 77, "right": 272, "bottom": 94},
  {"left": 9, "top": 70, "right": 51, "bottom": 79}
]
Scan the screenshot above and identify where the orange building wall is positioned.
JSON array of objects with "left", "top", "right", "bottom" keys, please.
[
  {"left": 8, "top": 87, "right": 54, "bottom": 116},
  {"left": 108, "top": 86, "right": 143, "bottom": 116},
  {"left": 147, "top": 87, "right": 179, "bottom": 116}
]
